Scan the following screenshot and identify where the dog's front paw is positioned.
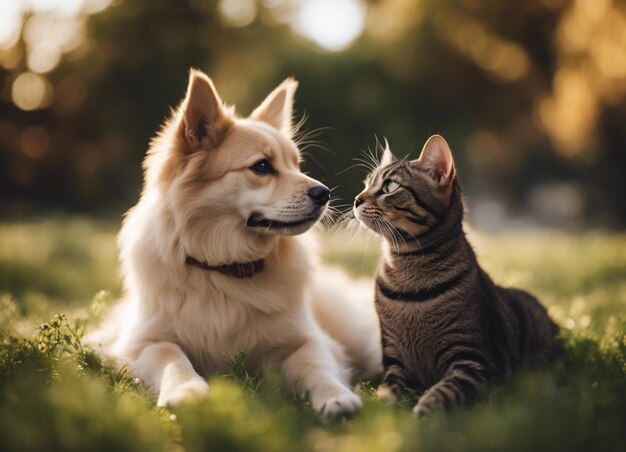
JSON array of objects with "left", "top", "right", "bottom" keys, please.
[
  {"left": 318, "top": 391, "right": 362, "bottom": 420},
  {"left": 157, "top": 378, "right": 209, "bottom": 408}
]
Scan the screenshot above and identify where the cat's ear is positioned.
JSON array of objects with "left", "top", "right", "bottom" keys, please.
[
  {"left": 417, "top": 135, "right": 456, "bottom": 186},
  {"left": 178, "top": 69, "right": 232, "bottom": 150},
  {"left": 380, "top": 138, "right": 396, "bottom": 167},
  {"left": 250, "top": 78, "right": 298, "bottom": 138}
]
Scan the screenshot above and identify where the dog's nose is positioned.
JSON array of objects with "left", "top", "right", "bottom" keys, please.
[
  {"left": 307, "top": 184, "right": 331, "bottom": 205},
  {"left": 354, "top": 196, "right": 364, "bottom": 208}
]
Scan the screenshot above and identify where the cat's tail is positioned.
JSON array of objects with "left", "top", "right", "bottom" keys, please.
[{"left": 310, "top": 266, "right": 382, "bottom": 382}]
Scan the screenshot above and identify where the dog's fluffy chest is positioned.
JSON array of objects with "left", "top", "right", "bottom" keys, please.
[
  {"left": 115, "top": 215, "right": 315, "bottom": 376},
  {"left": 167, "top": 271, "right": 305, "bottom": 374}
]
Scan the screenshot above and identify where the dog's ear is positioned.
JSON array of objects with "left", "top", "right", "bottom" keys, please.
[
  {"left": 250, "top": 78, "right": 298, "bottom": 138},
  {"left": 415, "top": 135, "right": 456, "bottom": 187},
  {"left": 179, "top": 69, "right": 232, "bottom": 150},
  {"left": 380, "top": 138, "right": 396, "bottom": 167}
]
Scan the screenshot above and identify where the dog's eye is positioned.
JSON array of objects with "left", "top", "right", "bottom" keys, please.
[
  {"left": 251, "top": 159, "right": 273, "bottom": 175},
  {"left": 383, "top": 180, "right": 400, "bottom": 194}
]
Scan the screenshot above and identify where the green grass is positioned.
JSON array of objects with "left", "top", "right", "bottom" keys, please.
[{"left": 0, "top": 218, "right": 624, "bottom": 451}]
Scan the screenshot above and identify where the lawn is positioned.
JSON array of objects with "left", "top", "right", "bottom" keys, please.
[{"left": 0, "top": 217, "right": 624, "bottom": 451}]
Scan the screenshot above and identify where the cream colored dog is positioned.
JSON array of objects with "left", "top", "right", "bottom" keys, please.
[{"left": 89, "top": 70, "right": 380, "bottom": 418}]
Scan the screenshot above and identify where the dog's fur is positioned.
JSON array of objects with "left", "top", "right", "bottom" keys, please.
[{"left": 88, "top": 70, "right": 381, "bottom": 418}]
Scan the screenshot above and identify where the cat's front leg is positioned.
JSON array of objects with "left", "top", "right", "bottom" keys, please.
[
  {"left": 412, "top": 362, "right": 487, "bottom": 417},
  {"left": 377, "top": 359, "right": 411, "bottom": 403},
  {"left": 134, "top": 341, "right": 209, "bottom": 407},
  {"left": 376, "top": 332, "right": 410, "bottom": 403},
  {"left": 281, "top": 335, "right": 362, "bottom": 420}
]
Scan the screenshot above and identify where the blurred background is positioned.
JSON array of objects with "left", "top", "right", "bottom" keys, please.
[{"left": 1, "top": 0, "right": 625, "bottom": 230}]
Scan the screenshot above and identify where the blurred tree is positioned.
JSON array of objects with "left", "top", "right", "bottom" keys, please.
[{"left": 0, "top": 0, "right": 624, "bottom": 228}]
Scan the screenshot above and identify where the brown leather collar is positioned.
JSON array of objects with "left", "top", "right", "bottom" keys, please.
[{"left": 185, "top": 256, "right": 265, "bottom": 278}]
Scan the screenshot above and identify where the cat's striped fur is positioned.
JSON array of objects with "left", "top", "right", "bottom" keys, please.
[{"left": 354, "top": 135, "right": 560, "bottom": 416}]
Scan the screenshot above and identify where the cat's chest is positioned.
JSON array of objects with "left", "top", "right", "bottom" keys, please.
[
  {"left": 375, "top": 287, "right": 443, "bottom": 327},
  {"left": 375, "top": 290, "right": 457, "bottom": 384}
]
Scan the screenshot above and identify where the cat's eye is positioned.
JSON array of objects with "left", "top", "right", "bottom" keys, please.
[
  {"left": 251, "top": 159, "right": 273, "bottom": 175},
  {"left": 383, "top": 180, "right": 400, "bottom": 194}
]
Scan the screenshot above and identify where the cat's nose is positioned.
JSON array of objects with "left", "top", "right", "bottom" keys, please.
[
  {"left": 354, "top": 196, "right": 364, "bottom": 208},
  {"left": 307, "top": 184, "right": 331, "bottom": 206}
]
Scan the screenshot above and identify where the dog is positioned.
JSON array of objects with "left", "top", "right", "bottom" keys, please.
[{"left": 88, "top": 69, "right": 381, "bottom": 418}]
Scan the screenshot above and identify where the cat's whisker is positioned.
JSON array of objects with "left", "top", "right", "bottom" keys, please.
[
  {"left": 388, "top": 221, "right": 408, "bottom": 252},
  {"left": 358, "top": 151, "right": 379, "bottom": 167},
  {"left": 353, "top": 157, "right": 378, "bottom": 172},
  {"left": 329, "top": 210, "right": 357, "bottom": 234},
  {"left": 376, "top": 218, "right": 401, "bottom": 253},
  {"left": 335, "top": 162, "right": 375, "bottom": 177},
  {"left": 376, "top": 218, "right": 398, "bottom": 252},
  {"left": 322, "top": 208, "right": 346, "bottom": 230},
  {"left": 365, "top": 141, "right": 382, "bottom": 168},
  {"left": 342, "top": 215, "right": 360, "bottom": 235},
  {"left": 322, "top": 196, "right": 352, "bottom": 229},
  {"left": 350, "top": 219, "right": 366, "bottom": 249}
]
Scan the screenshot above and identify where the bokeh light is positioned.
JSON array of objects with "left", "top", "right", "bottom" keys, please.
[
  {"left": 20, "top": 125, "right": 51, "bottom": 160},
  {"left": 434, "top": 10, "right": 530, "bottom": 82},
  {"left": 294, "top": 0, "right": 366, "bottom": 51},
  {"left": 0, "top": 1, "right": 22, "bottom": 49},
  {"left": 11, "top": 71, "right": 53, "bottom": 111},
  {"left": 27, "top": 42, "right": 61, "bottom": 73},
  {"left": 538, "top": 69, "right": 598, "bottom": 156},
  {"left": 219, "top": 0, "right": 257, "bottom": 27}
]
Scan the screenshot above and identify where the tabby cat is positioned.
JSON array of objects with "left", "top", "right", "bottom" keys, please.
[{"left": 353, "top": 135, "right": 560, "bottom": 416}]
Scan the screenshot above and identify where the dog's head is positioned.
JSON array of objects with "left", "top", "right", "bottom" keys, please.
[{"left": 146, "top": 70, "right": 329, "bottom": 261}]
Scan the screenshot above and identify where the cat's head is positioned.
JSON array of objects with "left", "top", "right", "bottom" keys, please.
[{"left": 353, "top": 135, "right": 460, "bottom": 243}]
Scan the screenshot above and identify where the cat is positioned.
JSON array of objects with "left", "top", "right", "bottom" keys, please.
[{"left": 353, "top": 134, "right": 561, "bottom": 416}]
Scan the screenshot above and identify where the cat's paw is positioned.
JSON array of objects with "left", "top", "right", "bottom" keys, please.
[
  {"left": 375, "top": 384, "right": 400, "bottom": 404},
  {"left": 317, "top": 391, "right": 363, "bottom": 420},
  {"left": 412, "top": 402, "right": 430, "bottom": 418},
  {"left": 412, "top": 395, "right": 444, "bottom": 418},
  {"left": 157, "top": 378, "right": 209, "bottom": 408}
]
